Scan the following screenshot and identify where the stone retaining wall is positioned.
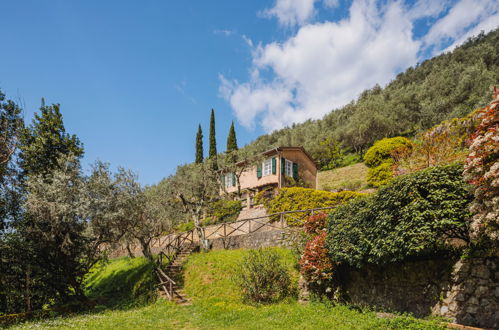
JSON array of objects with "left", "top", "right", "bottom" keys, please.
[{"left": 336, "top": 256, "right": 498, "bottom": 329}]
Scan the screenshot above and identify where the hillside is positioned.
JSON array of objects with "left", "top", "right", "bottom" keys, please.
[
  {"left": 13, "top": 250, "right": 444, "bottom": 329},
  {"left": 242, "top": 28, "right": 499, "bottom": 160}
]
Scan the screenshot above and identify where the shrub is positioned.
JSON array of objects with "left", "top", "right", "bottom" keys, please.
[
  {"left": 235, "top": 248, "right": 291, "bottom": 304},
  {"left": 364, "top": 137, "right": 413, "bottom": 187},
  {"left": 208, "top": 199, "right": 242, "bottom": 224},
  {"left": 463, "top": 94, "right": 499, "bottom": 240},
  {"left": 363, "top": 137, "right": 413, "bottom": 168},
  {"left": 327, "top": 163, "right": 472, "bottom": 267},
  {"left": 304, "top": 213, "right": 328, "bottom": 235},
  {"left": 366, "top": 161, "right": 394, "bottom": 187},
  {"left": 263, "top": 187, "right": 365, "bottom": 225},
  {"left": 176, "top": 221, "right": 194, "bottom": 232},
  {"left": 299, "top": 232, "right": 334, "bottom": 285}
]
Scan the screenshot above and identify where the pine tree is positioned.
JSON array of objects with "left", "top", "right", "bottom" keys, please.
[
  {"left": 226, "top": 121, "right": 238, "bottom": 152},
  {"left": 195, "top": 124, "right": 203, "bottom": 164},
  {"left": 19, "top": 99, "right": 84, "bottom": 178}
]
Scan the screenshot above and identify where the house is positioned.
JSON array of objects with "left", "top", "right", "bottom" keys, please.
[{"left": 222, "top": 146, "right": 318, "bottom": 209}]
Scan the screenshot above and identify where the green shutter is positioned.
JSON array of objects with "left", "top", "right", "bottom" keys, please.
[
  {"left": 292, "top": 162, "right": 298, "bottom": 180},
  {"left": 232, "top": 173, "right": 236, "bottom": 186},
  {"left": 272, "top": 157, "right": 276, "bottom": 175},
  {"left": 256, "top": 164, "right": 262, "bottom": 179},
  {"left": 281, "top": 158, "right": 285, "bottom": 175}
]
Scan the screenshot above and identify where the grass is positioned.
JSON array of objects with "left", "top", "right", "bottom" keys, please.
[
  {"left": 13, "top": 248, "right": 445, "bottom": 329},
  {"left": 318, "top": 163, "right": 369, "bottom": 191}
]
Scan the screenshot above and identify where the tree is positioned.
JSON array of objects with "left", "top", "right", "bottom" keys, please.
[
  {"left": 19, "top": 100, "right": 83, "bottom": 178},
  {"left": 219, "top": 148, "right": 263, "bottom": 198},
  {"left": 226, "top": 121, "right": 238, "bottom": 153},
  {"left": 21, "top": 155, "right": 92, "bottom": 303},
  {"left": 171, "top": 161, "right": 220, "bottom": 250},
  {"left": 209, "top": 109, "right": 218, "bottom": 169},
  {"left": 195, "top": 124, "right": 203, "bottom": 164}
]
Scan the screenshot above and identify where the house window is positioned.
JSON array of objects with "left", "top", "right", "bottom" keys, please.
[
  {"left": 225, "top": 173, "right": 235, "bottom": 188},
  {"left": 285, "top": 159, "right": 293, "bottom": 177},
  {"left": 262, "top": 158, "right": 272, "bottom": 176}
]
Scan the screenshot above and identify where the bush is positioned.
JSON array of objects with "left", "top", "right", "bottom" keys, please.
[
  {"left": 235, "top": 248, "right": 291, "bottom": 304},
  {"left": 463, "top": 95, "right": 499, "bottom": 240},
  {"left": 208, "top": 199, "right": 242, "bottom": 224},
  {"left": 363, "top": 137, "right": 413, "bottom": 168},
  {"left": 176, "top": 221, "right": 194, "bottom": 232},
  {"left": 299, "top": 232, "right": 334, "bottom": 285},
  {"left": 304, "top": 213, "right": 328, "bottom": 235},
  {"left": 366, "top": 161, "right": 394, "bottom": 187},
  {"left": 364, "top": 137, "right": 412, "bottom": 187},
  {"left": 327, "top": 163, "right": 472, "bottom": 267},
  {"left": 263, "top": 187, "right": 365, "bottom": 225}
]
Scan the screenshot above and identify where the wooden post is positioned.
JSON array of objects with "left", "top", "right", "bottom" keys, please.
[
  {"left": 248, "top": 219, "right": 252, "bottom": 234},
  {"left": 223, "top": 223, "right": 227, "bottom": 238}
]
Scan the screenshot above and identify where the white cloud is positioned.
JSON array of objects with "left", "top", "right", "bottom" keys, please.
[
  {"left": 262, "top": 0, "right": 318, "bottom": 27},
  {"left": 424, "top": 0, "right": 498, "bottom": 49},
  {"left": 221, "top": 0, "right": 499, "bottom": 132}
]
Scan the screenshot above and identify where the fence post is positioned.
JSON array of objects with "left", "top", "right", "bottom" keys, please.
[
  {"left": 223, "top": 223, "right": 227, "bottom": 238},
  {"left": 280, "top": 214, "right": 285, "bottom": 228},
  {"left": 248, "top": 219, "right": 252, "bottom": 234}
]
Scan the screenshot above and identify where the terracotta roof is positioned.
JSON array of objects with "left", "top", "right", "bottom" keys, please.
[{"left": 262, "top": 146, "right": 317, "bottom": 168}]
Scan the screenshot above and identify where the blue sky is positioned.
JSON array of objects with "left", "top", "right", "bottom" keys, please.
[{"left": 1, "top": 0, "right": 498, "bottom": 185}]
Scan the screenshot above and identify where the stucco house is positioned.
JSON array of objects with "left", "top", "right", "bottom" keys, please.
[{"left": 222, "top": 146, "right": 318, "bottom": 209}]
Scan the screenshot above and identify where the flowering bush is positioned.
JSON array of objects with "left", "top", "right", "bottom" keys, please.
[
  {"left": 463, "top": 91, "right": 499, "bottom": 240},
  {"left": 299, "top": 232, "right": 333, "bottom": 284}
]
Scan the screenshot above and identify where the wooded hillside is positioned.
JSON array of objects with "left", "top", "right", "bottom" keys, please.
[{"left": 243, "top": 29, "right": 499, "bottom": 158}]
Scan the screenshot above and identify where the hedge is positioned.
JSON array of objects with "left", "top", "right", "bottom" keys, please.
[
  {"left": 263, "top": 187, "right": 365, "bottom": 225},
  {"left": 327, "top": 163, "right": 472, "bottom": 267}
]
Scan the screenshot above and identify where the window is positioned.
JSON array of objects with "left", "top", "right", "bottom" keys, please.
[
  {"left": 285, "top": 159, "right": 293, "bottom": 177},
  {"left": 262, "top": 158, "right": 272, "bottom": 176},
  {"left": 225, "top": 173, "right": 235, "bottom": 188}
]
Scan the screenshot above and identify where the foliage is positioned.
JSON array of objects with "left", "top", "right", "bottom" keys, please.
[
  {"left": 364, "top": 137, "right": 413, "bottom": 168},
  {"left": 195, "top": 124, "right": 203, "bottom": 164},
  {"left": 314, "top": 137, "right": 345, "bottom": 170},
  {"left": 299, "top": 232, "right": 334, "bottom": 285},
  {"left": 19, "top": 100, "right": 84, "bottom": 178},
  {"left": 303, "top": 213, "right": 328, "bottom": 235},
  {"left": 208, "top": 199, "right": 242, "bottom": 224},
  {"left": 400, "top": 110, "right": 481, "bottom": 173},
  {"left": 209, "top": 109, "right": 217, "bottom": 159},
  {"left": 226, "top": 121, "right": 238, "bottom": 153},
  {"left": 262, "top": 187, "right": 364, "bottom": 225},
  {"left": 363, "top": 137, "right": 412, "bottom": 187},
  {"left": 176, "top": 221, "right": 195, "bottom": 232},
  {"left": 0, "top": 90, "right": 23, "bottom": 180},
  {"left": 318, "top": 162, "right": 368, "bottom": 192},
  {"left": 463, "top": 93, "right": 499, "bottom": 240},
  {"left": 327, "top": 164, "right": 472, "bottom": 267},
  {"left": 235, "top": 248, "right": 292, "bottom": 304},
  {"left": 20, "top": 155, "right": 92, "bottom": 303},
  {"left": 366, "top": 161, "right": 394, "bottom": 187},
  {"left": 84, "top": 257, "right": 156, "bottom": 308},
  {"left": 240, "top": 29, "right": 499, "bottom": 157}
]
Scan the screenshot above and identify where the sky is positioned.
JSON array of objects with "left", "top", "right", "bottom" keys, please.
[{"left": 1, "top": 0, "right": 498, "bottom": 185}]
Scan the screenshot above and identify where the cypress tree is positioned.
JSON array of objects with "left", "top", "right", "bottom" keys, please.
[
  {"left": 226, "top": 121, "right": 238, "bottom": 152},
  {"left": 209, "top": 109, "right": 217, "bottom": 158},
  {"left": 195, "top": 124, "right": 203, "bottom": 164}
]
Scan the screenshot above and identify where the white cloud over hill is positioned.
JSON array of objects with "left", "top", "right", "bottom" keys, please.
[{"left": 220, "top": 0, "right": 499, "bottom": 132}]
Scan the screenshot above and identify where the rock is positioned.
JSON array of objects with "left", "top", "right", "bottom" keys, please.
[
  {"left": 473, "top": 265, "right": 490, "bottom": 279},
  {"left": 440, "top": 305, "right": 449, "bottom": 314},
  {"left": 466, "top": 305, "right": 478, "bottom": 314}
]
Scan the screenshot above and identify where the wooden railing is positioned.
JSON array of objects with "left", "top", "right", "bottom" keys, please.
[{"left": 155, "top": 251, "right": 176, "bottom": 300}]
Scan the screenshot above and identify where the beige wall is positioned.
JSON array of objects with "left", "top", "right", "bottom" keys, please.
[{"left": 280, "top": 149, "right": 317, "bottom": 189}]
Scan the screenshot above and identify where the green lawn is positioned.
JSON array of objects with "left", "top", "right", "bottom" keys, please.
[
  {"left": 12, "top": 249, "right": 444, "bottom": 329},
  {"left": 317, "top": 163, "right": 369, "bottom": 191}
]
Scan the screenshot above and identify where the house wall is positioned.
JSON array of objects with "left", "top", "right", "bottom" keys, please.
[
  {"left": 280, "top": 149, "right": 317, "bottom": 189},
  {"left": 225, "top": 164, "right": 279, "bottom": 194}
]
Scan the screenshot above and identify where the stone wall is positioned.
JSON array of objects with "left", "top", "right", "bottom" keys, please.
[
  {"left": 336, "top": 256, "right": 498, "bottom": 329},
  {"left": 208, "top": 229, "right": 285, "bottom": 250}
]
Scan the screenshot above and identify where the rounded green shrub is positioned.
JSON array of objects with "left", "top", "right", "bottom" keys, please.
[
  {"left": 366, "top": 161, "right": 394, "bottom": 187},
  {"left": 235, "top": 248, "right": 291, "bottom": 304},
  {"left": 327, "top": 163, "right": 472, "bottom": 267},
  {"left": 363, "top": 137, "right": 412, "bottom": 168},
  {"left": 208, "top": 199, "right": 242, "bottom": 224}
]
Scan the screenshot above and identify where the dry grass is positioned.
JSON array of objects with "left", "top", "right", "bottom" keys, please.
[{"left": 318, "top": 163, "right": 369, "bottom": 191}]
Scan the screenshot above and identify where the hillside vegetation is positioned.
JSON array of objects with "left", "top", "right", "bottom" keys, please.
[
  {"left": 13, "top": 249, "right": 445, "bottom": 329},
  {"left": 242, "top": 29, "right": 499, "bottom": 159},
  {"left": 317, "top": 163, "right": 369, "bottom": 191}
]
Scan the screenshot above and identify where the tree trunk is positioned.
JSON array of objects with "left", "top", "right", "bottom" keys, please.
[
  {"left": 139, "top": 239, "right": 153, "bottom": 263},
  {"left": 126, "top": 243, "right": 135, "bottom": 258},
  {"left": 193, "top": 214, "right": 209, "bottom": 251}
]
